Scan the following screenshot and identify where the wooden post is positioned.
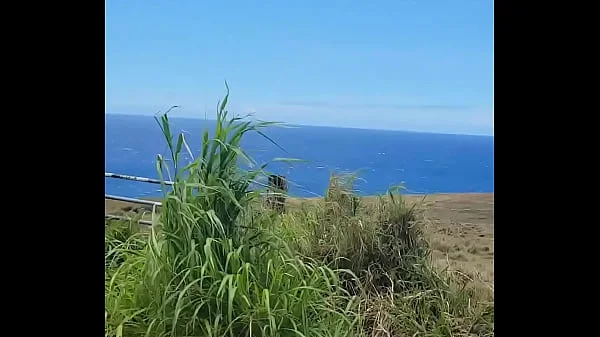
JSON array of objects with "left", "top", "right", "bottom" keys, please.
[{"left": 267, "top": 174, "right": 288, "bottom": 213}]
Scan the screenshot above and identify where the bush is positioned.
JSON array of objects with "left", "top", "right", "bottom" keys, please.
[
  {"left": 325, "top": 172, "right": 361, "bottom": 218},
  {"left": 105, "top": 88, "right": 361, "bottom": 337},
  {"left": 298, "top": 177, "right": 434, "bottom": 294}
]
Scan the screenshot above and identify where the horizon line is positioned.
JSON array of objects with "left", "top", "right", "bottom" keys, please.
[{"left": 105, "top": 112, "right": 494, "bottom": 138}]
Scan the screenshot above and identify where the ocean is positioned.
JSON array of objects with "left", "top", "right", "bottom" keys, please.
[{"left": 105, "top": 114, "right": 494, "bottom": 198}]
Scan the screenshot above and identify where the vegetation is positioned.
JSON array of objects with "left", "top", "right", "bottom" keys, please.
[{"left": 105, "top": 88, "right": 494, "bottom": 337}]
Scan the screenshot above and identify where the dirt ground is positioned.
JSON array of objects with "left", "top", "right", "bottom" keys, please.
[{"left": 106, "top": 193, "right": 494, "bottom": 287}]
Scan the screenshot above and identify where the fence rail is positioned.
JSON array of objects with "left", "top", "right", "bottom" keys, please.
[
  {"left": 105, "top": 172, "right": 289, "bottom": 226},
  {"left": 105, "top": 194, "right": 162, "bottom": 207},
  {"left": 105, "top": 172, "right": 174, "bottom": 186},
  {"left": 105, "top": 172, "right": 166, "bottom": 226}
]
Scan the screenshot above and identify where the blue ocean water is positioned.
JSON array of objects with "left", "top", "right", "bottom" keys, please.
[{"left": 105, "top": 114, "right": 494, "bottom": 198}]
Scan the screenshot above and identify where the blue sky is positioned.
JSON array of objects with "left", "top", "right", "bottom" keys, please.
[{"left": 106, "top": 1, "right": 493, "bottom": 136}]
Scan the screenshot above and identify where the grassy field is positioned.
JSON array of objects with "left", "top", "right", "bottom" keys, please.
[
  {"left": 106, "top": 193, "right": 494, "bottom": 287},
  {"left": 105, "top": 91, "right": 494, "bottom": 337}
]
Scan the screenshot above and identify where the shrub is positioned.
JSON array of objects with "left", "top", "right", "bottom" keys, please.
[
  {"left": 105, "top": 87, "right": 361, "bottom": 337},
  {"left": 298, "top": 176, "right": 434, "bottom": 294}
]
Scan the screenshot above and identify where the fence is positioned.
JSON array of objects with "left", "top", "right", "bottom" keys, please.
[
  {"left": 105, "top": 172, "right": 289, "bottom": 225},
  {"left": 104, "top": 172, "right": 167, "bottom": 225}
]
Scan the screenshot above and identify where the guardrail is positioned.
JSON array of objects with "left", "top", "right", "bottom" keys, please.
[
  {"left": 105, "top": 172, "right": 173, "bottom": 186},
  {"left": 104, "top": 172, "right": 166, "bottom": 226},
  {"left": 105, "top": 172, "right": 290, "bottom": 226}
]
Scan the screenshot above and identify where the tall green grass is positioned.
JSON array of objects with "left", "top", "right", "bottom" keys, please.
[
  {"left": 105, "top": 88, "right": 361, "bottom": 337},
  {"left": 105, "top": 87, "right": 493, "bottom": 337}
]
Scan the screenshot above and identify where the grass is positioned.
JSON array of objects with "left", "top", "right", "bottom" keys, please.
[{"left": 105, "top": 88, "right": 494, "bottom": 337}]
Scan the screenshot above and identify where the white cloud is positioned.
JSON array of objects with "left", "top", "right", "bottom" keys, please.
[{"left": 106, "top": 97, "right": 493, "bottom": 136}]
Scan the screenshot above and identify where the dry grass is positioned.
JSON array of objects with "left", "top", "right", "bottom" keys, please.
[
  {"left": 413, "top": 194, "right": 494, "bottom": 288},
  {"left": 106, "top": 192, "right": 494, "bottom": 290}
]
